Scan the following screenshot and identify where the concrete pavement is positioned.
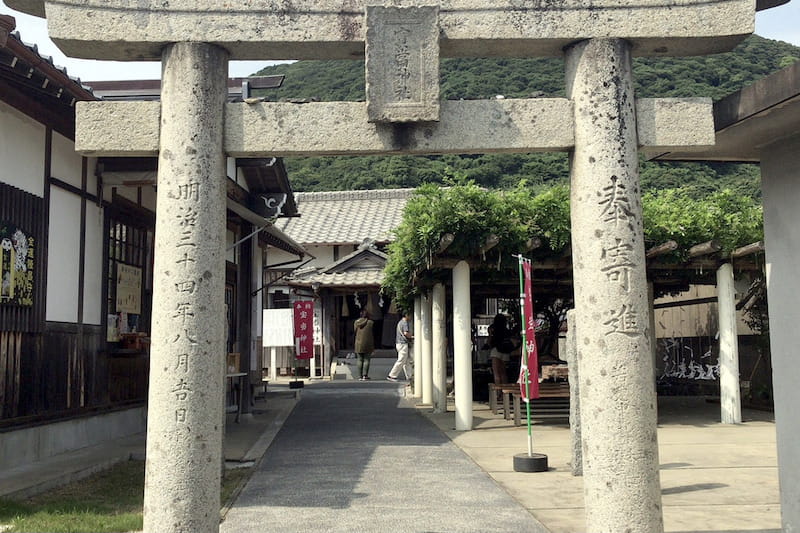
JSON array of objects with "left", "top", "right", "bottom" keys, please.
[
  {"left": 221, "top": 381, "right": 549, "bottom": 533},
  {"left": 1, "top": 380, "right": 781, "bottom": 533},
  {"left": 422, "top": 394, "right": 780, "bottom": 533}
]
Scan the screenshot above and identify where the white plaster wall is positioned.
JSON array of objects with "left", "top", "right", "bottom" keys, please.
[
  {"left": 762, "top": 134, "right": 800, "bottom": 533},
  {"left": 83, "top": 203, "right": 105, "bottom": 325},
  {"left": 0, "top": 101, "right": 45, "bottom": 197},
  {"left": 46, "top": 187, "right": 81, "bottom": 322},
  {"left": 51, "top": 132, "right": 83, "bottom": 188}
]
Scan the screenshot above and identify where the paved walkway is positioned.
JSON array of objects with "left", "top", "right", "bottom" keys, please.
[
  {"left": 1, "top": 379, "right": 781, "bottom": 533},
  {"left": 224, "top": 382, "right": 781, "bottom": 533},
  {"left": 220, "top": 381, "right": 549, "bottom": 533}
]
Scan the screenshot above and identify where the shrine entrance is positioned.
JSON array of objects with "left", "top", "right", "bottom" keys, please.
[{"left": 8, "top": 0, "right": 768, "bottom": 530}]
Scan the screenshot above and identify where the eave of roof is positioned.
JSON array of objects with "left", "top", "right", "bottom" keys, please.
[{"left": 0, "top": 16, "right": 96, "bottom": 138}]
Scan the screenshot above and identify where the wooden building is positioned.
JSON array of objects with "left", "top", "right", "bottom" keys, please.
[{"left": 0, "top": 17, "right": 305, "bottom": 468}]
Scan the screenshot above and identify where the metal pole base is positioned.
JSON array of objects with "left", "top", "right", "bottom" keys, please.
[{"left": 513, "top": 453, "right": 548, "bottom": 472}]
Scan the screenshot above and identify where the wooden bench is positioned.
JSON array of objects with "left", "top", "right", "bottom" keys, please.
[
  {"left": 488, "top": 383, "right": 519, "bottom": 415},
  {"left": 487, "top": 381, "right": 571, "bottom": 425},
  {"left": 511, "top": 382, "right": 570, "bottom": 425}
]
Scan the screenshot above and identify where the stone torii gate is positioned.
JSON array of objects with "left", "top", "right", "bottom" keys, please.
[{"left": 5, "top": 0, "right": 759, "bottom": 531}]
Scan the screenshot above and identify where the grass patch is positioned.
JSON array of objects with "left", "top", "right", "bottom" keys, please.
[{"left": 0, "top": 460, "right": 252, "bottom": 533}]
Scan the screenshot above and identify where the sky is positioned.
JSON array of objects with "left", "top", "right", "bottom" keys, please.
[{"left": 2, "top": 1, "right": 799, "bottom": 82}]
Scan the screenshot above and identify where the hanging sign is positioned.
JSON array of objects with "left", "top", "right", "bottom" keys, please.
[
  {"left": 293, "top": 300, "right": 314, "bottom": 359},
  {"left": 0, "top": 223, "right": 35, "bottom": 306},
  {"left": 116, "top": 263, "right": 142, "bottom": 314},
  {"left": 519, "top": 257, "right": 540, "bottom": 401}
]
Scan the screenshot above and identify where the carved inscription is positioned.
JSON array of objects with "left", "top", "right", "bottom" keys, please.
[
  {"left": 601, "top": 238, "right": 635, "bottom": 291},
  {"left": 365, "top": 5, "right": 440, "bottom": 123},
  {"left": 393, "top": 26, "right": 413, "bottom": 100},
  {"left": 604, "top": 304, "right": 640, "bottom": 337},
  {"left": 598, "top": 175, "right": 643, "bottom": 337},
  {"left": 169, "top": 180, "right": 203, "bottom": 427},
  {"left": 599, "top": 176, "right": 633, "bottom": 226}
]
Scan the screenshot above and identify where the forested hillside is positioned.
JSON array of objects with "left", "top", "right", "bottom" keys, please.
[{"left": 254, "top": 36, "right": 799, "bottom": 197}]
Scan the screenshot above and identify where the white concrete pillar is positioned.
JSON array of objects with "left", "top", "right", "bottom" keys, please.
[
  {"left": 717, "top": 262, "right": 742, "bottom": 424},
  {"left": 270, "top": 347, "right": 278, "bottom": 382},
  {"left": 762, "top": 135, "right": 800, "bottom": 532},
  {"left": 432, "top": 282, "right": 447, "bottom": 414},
  {"left": 566, "top": 38, "right": 663, "bottom": 533},
  {"left": 421, "top": 292, "right": 433, "bottom": 405},
  {"left": 413, "top": 296, "right": 422, "bottom": 398},
  {"left": 452, "top": 261, "right": 473, "bottom": 431},
  {"left": 143, "top": 42, "right": 228, "bottom": 533}
]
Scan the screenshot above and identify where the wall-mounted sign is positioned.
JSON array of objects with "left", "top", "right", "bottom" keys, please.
[
  {"left": 116, "top": 263, "right": 142, "bottom": 314},
  {"left": 0, "top": 223, "right": 34, "bottom": 306}
]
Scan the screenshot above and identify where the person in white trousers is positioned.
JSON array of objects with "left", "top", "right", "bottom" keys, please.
[{"left": 387, "top": 311, "right": 413, "bottom": 381}]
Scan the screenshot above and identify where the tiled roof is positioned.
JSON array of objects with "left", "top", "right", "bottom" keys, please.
[
  {"left": 276, "top": 189, "right": 414, "bottom": 245},
  {"left": 289, "top": 270, "right": 386, "bottom": 288},
  {"left": 288, "top": 244, "right": 388, "bottom": 288}
]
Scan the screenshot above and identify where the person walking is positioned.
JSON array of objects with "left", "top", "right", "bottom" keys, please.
[
  {"left": 354, "top": 309, "right": 375, "bottom": 381},
  {"left": 387, "top": 311, "right": 413, "bottom": 381}
]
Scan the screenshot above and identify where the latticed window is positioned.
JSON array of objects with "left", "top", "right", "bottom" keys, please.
[{"left": 107, "top": 216, "right": 153, "bottom": 334}]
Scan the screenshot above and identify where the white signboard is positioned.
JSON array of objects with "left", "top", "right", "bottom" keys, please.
[
  {"left": 116, "top": 264, "right": 142, "bottom": 314},
  {"left": 313, "top": 304, "right": 322, "bottom": 345},
  {"left": 263, "top": 308, "right": 294, "bottom": 347}
]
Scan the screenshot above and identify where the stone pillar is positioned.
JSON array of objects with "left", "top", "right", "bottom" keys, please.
[
  {"left": 453, "top": 261, "right": 473, "bottom": 431},
  {"left": 762, "top": 135, "right": 800, "bottom": 532},
  {"left": 143, "top": 42, "right": 229, "bottom": 533},
  {"left": 717, "top": 262, "right": 742, "bottom": 424},
  {"left": 565, "top": 309, "right": 582, "bottom": 476},
  {"left": 421, "top": 292, "right": 433, "bottom": 404},
  {"left": 432, "top": 282, "right": 447, "bottom": 413},
  {"left": 413, "top": 296, "right": 422, "bottom": 398},
  {"left": 565, "top": 38, "right": 663, "bottom": 533}
]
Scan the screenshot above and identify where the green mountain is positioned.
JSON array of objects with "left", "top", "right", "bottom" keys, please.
[{"left": 254, "top": 35, "right": 799, "bottom": 197}]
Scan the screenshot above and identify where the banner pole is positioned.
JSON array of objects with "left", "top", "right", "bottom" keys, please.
[{"left": 517, "top": 255, "right": 534, "bottom": 457}]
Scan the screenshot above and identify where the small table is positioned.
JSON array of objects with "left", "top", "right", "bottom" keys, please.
[{"left": 225, "top": 372, "right": 247, "bottom": 423}]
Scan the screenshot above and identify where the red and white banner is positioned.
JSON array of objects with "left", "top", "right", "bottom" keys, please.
[
  {"left": 519, "top": 258, "right": 540, "bottom": 401},
  {"left": 293, "top": 300, "right": 314, "bottom": 360}
]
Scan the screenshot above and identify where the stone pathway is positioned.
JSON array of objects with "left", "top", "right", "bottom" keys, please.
[{"left": 220, "top": 381, "right": 548, "bottom": 533}]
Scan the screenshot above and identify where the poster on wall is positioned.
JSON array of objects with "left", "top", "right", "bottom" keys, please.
[
  {"left": 116, "top": 263, "right": 142, "bottom": 314},
  {"left": 0, "top": 222, "right": 35, "bottom": 306}
]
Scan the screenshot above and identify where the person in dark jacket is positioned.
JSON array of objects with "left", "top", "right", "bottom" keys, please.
[
  {"left": 488, "top": 313, "right": 514, "bottom": 385},
  {"left": 354, "top": 309, "right": 375, "bottom": 380}
]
